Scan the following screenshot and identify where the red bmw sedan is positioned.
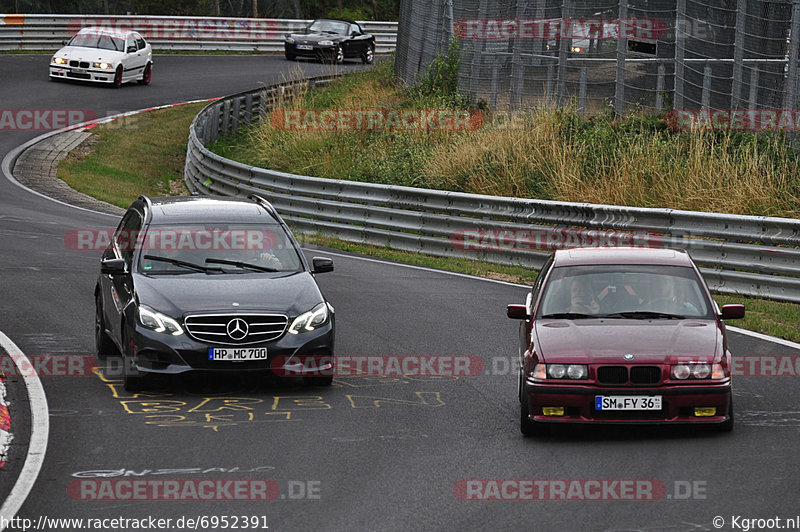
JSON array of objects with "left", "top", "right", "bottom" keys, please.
[{"left": 507, "top": 247, "right": 744, "bottom": 435}]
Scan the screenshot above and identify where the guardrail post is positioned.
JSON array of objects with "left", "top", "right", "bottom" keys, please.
[
  {"left": 231, "top": 97, "right": 241, "bottom": 132},
  {"left": 245, "top": 94, "right": 253, "bottom": 124},
  {"left": 209, "top": 107, "right": 219, "bottom": 142}
]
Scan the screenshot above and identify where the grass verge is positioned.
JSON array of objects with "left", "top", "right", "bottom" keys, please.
[
  {"left": 52, "top": 71, "right": 800, "bottom": 343},
  {"left": 57, "top": 102, "right": 206, "bottom": 207},
  {"left": 211, "top": 56, "right": 800, "bottom": 218}
]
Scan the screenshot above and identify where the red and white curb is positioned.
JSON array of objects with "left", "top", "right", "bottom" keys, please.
[
  {"left": 0, "top": 373, "right": 10, "bottom": 470},
  {"left": 79, "top": 97, "right": 221, "bottom": 131}
]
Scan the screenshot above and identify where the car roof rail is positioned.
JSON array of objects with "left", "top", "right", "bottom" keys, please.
[{"left": 247, "top": 194, "right": 279, "bottom": 218}]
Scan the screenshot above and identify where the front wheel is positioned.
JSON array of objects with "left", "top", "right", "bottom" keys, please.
[
  {"left": 95, "top": 293, "right": 116, "bottom": 360},
  {"left": 362, "top": 45, "right": 374, "bottom": 64},
  {"left": 137, "top": 62, "right": 151, "bottom": 85},
  {"left": 717, "top": 397, "right": 734, "bottom": 432},
  {"left": 285, "top": 52, "right": 296, "bottom": 61},
  {"left": 520, "top": 383, "right": 542, "bottom": 436},
  {"left": 121, "top": 328, "right": 147, "bottom": 392},
  {"left": 112, "top": 66, "right": 122, "bottom": 88},
  {"left": 332, "top": 45, "right": 344, "bottom": 65}
]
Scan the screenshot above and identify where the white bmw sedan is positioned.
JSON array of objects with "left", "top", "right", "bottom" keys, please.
[{"left": 50, "top": 28, "right": 152, "bottom": 87}]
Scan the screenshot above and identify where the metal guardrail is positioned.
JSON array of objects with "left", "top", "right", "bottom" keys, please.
[
  {"left": 184, "top": 75, "right": 800, "bottom": 304},
  {"left": 0, "top": 14, "right": 397, "bottom": 52}
]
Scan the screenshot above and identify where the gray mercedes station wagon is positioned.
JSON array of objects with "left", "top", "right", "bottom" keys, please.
[{"left": 95, "top": 195, "right": 335, "bottom": 391}]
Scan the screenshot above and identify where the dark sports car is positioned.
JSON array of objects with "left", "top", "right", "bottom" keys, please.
[{"left": 284, "top": 18, "right": 375, "bottom": 64}]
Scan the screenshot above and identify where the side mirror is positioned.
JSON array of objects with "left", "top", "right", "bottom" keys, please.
[
  {"left": 127, "top": 45, "right": 137, "bottom": 53},
  {"left": 507, "top": 304, "right": 529, "bottom": 320},
  {"left": 720, "top": 304, "right": 745, "bottom": 320},
  {"left": 101, "top": 257, "right": 127, "bottom": 275},
  {"left": 312, "top": 257, "right": 334, "bottom": 274}
]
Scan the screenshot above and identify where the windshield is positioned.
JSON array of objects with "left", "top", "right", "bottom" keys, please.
[
  {"left": 68, "top": 32, "right": 125, "bottom": 51},
  {"left": 307, "top": 20, "right": 349, "bottom": 35},
  {"left": 136, "top": 223, "right": 303, "bottom": 275},
  {"left": 537, "top": 264, "right": 714, "bottom": 319}
]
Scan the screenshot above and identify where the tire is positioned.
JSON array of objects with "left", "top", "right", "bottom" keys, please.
[
  {"left": 717, "top": 397, "right": 734, "bottom": 432},
  {"left": 112, "top": 66, "right": 122, "bottom": 88},
  {"left": 520, "top": 382, "right": 541, "bottom": 436},
  {"left": 137, "top": 62, "right": 151, "bottom": 85},
  {"left": 285, "top": 52, "right": 296, "bottom": 61},
  {"left": 94, "top": 293, "right": 116, "bottom": 360},
  {"left": 332, "top": 45, "right": 344, "bottom": 65},
  {"left": 121, "top": 328, "right": 147, "bottom": 392},
  {"left": 362, "top": 45, "right": 374, "bottom": 64}
]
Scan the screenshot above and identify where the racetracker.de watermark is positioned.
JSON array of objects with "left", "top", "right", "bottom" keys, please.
[
  {"left": 67, "top": 17, "right": 280, "bottom": 40},
  {"left": 271, "top": 355, "right": 484, "bottom": 378},
  {"left": 0, "top": 109, "right": 97, "bottom": 131},
  {"left": 270, "top": 109, "right": 485, "bottom": 132},
  {"left": 450, "top": 228, "right": 665, "bottom": 252},
  {"left": 453, "top": 479, "right": 708, "bottom": 501},
  {"left": 667, "top": 109, "right": 800, "bottom": 132},
  {"left": 64, "top": 228, "right": 278, "bottom": 252},
  {"left": 454, "top": 18, "right": 666, "bottom": 40}
]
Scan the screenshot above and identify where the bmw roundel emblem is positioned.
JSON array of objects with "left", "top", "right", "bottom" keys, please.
[{"left": 623, "top": 353, "right": 634, "bottom": 361}]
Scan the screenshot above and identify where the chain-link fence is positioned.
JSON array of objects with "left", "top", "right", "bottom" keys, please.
[{"left": 396, "top": 0, "right": 800, "bottom": 118}]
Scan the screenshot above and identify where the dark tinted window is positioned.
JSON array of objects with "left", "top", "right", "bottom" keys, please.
[
  {"left": 538, "top": 264, "right": 713, "bottom": 319},
  {"left": 115, "top": 210, "right": 143, "bottom": 267}
]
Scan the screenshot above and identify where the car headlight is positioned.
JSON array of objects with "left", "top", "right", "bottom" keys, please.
[
  {"left": 319, "top": 40, "right": 334, "bottom": 46},
  {"left": 671, "top": 363, "right": 724, "bottom": 380},
  {"left": 53, "top": 56, "right": 67, "bottom": 64},
  {"left": 530, "top": 363, "right": 588, "bottom": 379},
  {"left": 138, "top": 305, "right": 184, "bottom": 335},
  {"left": 285, "top": 36, "right": 295, "bottom": 43},
  {"left": 92, "top": 61, "right": 111, "bottom": 69},
  {"left": 288, "top": 302, "right": 329, "bottom": 334}
]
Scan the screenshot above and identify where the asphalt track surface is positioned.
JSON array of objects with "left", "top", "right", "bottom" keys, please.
[{"left": 1, "top": 54, "right": 800, "bottom": 532}]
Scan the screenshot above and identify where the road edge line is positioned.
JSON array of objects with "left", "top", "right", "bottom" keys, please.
[{"left": 0, "top": 331, "right": 49, "bottom": 531}]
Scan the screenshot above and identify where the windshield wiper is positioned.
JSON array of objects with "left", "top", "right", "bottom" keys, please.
[
  {"left": 603, "top": 311, "right": 686, "bottom": 320},
  {"left": 205, "top": 258, "right": 279, "bottom": 273},
  {"left": 143, "top": 254, "right": 222, "bottom": 273},
  {"left": 541, "top": 312, "right": 597, "bottom": 319}
]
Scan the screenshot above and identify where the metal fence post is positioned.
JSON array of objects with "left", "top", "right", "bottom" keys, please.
[
  {"left": 783, "top": 0, "right": 800, "bottom": 110},
  {"left": 749, "top": 66, "right": 760, "bottom": 110},
  {"left": 656, "top": 63, "right": 666, "bottom": 111},
  {"left": 731, "top": 0, "right": 746, "bottom": 109},
  {"left": 468, "top": 0, "right": 489, "bottom": 103},
  {"left": 702, "top": 65, "right": 712, "bottom": 109},
  {"left": 579, "top": 67, "right": 587, "bottom": 114},
  {"left": 615, "top": 0, "right": 628, "bottom": 117},
  {"left": 557, "top": 0, "right": 572, "bottom": 106},
  {"left": 674, "top": 0, "right": 686, "bottom": 110},
  {"left": 510, "top": 0, "right": 525, "bottom": 109}
]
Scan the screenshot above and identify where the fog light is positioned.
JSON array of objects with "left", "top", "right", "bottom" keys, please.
[
  {"left": 694, "top": 407, "right": 717, "bottom": 417},
  {"left": 542, "top": 407, "right": 565, "bottom": 416}
]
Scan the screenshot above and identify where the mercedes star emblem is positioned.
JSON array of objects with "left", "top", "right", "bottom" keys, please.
[{"left": 226, "top": 318, "right": 249, "bottom": 341}]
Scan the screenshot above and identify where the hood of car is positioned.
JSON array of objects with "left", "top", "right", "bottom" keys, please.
[
  {"left": 533, "top": 319, "right": 722, "bottom": 364},
  {"left": 133, "top": 271, "right": 324, "bottom": 318},
  {"left": 289, "top": 32, "right": 345, "bottom": 44},
  {"left": 55, "top": 45, "right": 125, "bottom": 62}
]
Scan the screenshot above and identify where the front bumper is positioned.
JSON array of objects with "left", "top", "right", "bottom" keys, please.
[
  {"left": 130, "top": 320, "right": 334, "bottom": 377},
  {"left": 49, "top": 65, "right": 115, "bottom": 83},
  {"left": 523, "top": 380, "right": 732, "bottom": 425},
  {"left": 284, "top": 42, "right": 336, "bottom": 59}
]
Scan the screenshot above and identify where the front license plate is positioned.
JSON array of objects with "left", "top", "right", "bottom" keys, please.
[
  {"left": 71, "top": 67, "right": 86, "bottom": 73},
  {"left": 208, "top": 347, "right": 268, "bottom": 361},
  {"left": 297, "top": 44, "right": 313, "bottom": 50},
  {"left": 595, "top": 395, "right": 662, "bottom": 410}
]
